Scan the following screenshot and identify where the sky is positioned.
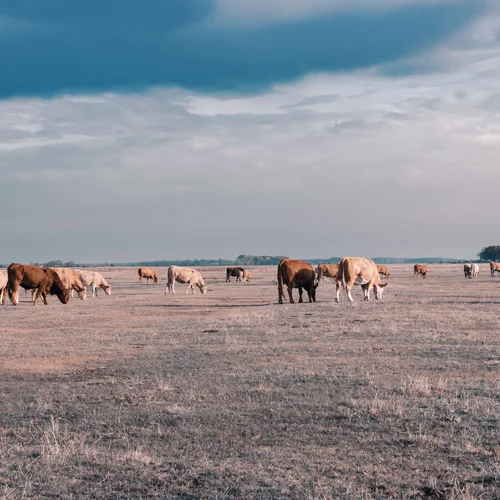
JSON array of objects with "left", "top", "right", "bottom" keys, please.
[{"left": 1, "top": 0, "right": 499, "bottom": 262}]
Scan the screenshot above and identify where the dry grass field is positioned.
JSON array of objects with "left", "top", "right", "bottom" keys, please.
[{"left": 1, "top": 264, "right": 499, "bottom": 499}]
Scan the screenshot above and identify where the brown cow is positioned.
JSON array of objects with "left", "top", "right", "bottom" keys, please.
[
  {"left": 138, "top": 267, "right": 159, "bottom": 284},
  {"left": 166, "top": 266, "right": 207, "bottom": 295},
  {"left": 0, "top": 270, "right": 7, "bottom": 305},
  {"left": 277, "top": 259, "right": 317, "bottom": 304},
  {"left": 490, "top": 261, "right": 500, "bottom": 277},
  {"left": 317, "top": 264, "right": 339, "bottom": 283},
  {"left": 7, "top": 263, "right": 70, "bottom": 305},
  {"left": 226, "top": 267, "right": 245, "bottom": 282},
  {"left": 336, "top": 257, "right": 388, "bottom": 302},
  {"left": 464, "top": 264, "right": 472, "bottom": 279},
  {"left": 376, "top": 265, "right": 391, "bottom": 279},
  {"left": 414, "top": 264, "right": 428, "bottom": 279}
]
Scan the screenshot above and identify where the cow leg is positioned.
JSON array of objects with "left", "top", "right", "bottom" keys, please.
[
  {"left": 287, "top": 285, "right": 295, "bottom": 304},
  {"left": 346, "top": 282, "right": 355, "bottom": 302},
  {"left": 335, "top": 281, "right": 342, "bottom": 302},
  {"left": 298, "top": 286, "right": 304, "bottom": 303},
  {"left": 32, "top": 288, "right": 43, "bottom": 305},
  {"left": 278, "top": 285, "right": 283, "bottom": 304}
]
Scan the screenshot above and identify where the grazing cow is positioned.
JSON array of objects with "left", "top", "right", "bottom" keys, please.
[
  {"left": 336, "top": 257, "right": 388, "bottom": 302},
  {"left": 464, "top": 264, "right": 472, "bottom": 279},
  {"left": 166, "top": 266, "right": 207, "bottom": 295},
  {"left": 242, "top": 270, "right": 251, "bottom": 282},
  {"left": 7, "top": 263, "right": 70, "bottom": 305},
  {"left": 53, "top": 268, "right": 86, "bottom": 300},
  {"left": 0, "top": 270, "right": 7, "bottom": 305},
  {"left": 226, "top": 267, "right": 245, "bottom": 282},
  {"left": 471, "top": 263, "right": 479, "bottom": 279},
  {"left": 317, "top": 264, "right": 339, "bottom": 283},
  {"left": 490, "top": 261, "right": 500, "bottom": 277},
  {"left": 376, "top": 265, "right": 391, "bottom": 279},
  {"left": 78, "top": 271, "right": 111, "bottom": 297},
  {"left": 277, "top": 259, "right": 317, "bottom": 304},
  {"left": 138, "top": 267, "right": 159, "bottom": 284},
  {"left": 414, "top": 264, "right": 428, "bottom": 279}
]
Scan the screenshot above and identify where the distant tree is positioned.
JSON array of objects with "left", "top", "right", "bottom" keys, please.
[
  {"left": 44, "top": 260, "right": 63, "bottom": 268},
  {"left": 478, "top": 246, "right": 500, "bottom": 262}
]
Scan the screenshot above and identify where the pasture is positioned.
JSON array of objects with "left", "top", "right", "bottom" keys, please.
[{"left": 1, "top": 265, "right": 499, "bottom": 498}]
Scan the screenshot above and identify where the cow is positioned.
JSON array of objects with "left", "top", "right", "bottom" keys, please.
[
  {"left": 277, "top": 259, "right": 317, "bottom": 304},
  {"left": 138, "top": 267, "right": 159, "bottom": 284},
  {"left": 226, "top": 267, "right": 245, "bottom": 282},
  {"left": 470, "top": 263, "right": 479, "bottom": 279},
  {"left": 7, "top": 263, "right": 70, "bottom": 305},
  {"left": 0, "top": 270, "right": 7, "bottom": 305},
  {"left": 53, "top": 268, "right": 86, "bottom": 300},
  {"left": 166, "top": 266, "right": 207, "bottom": 295},
  {"left": 336, "top": 257, "right": 388, "bottom": 303},
  {"left": 490, "top": 261, "right": 500, "bottom": 277},
  {"left": 317, "top": 264, "right": 339, "bottom": 284},
  {"left": 464, "top": 264, "right": 472, "bottom": 279},
  {"left": 242, "top": 270, "right": 251, "bottom": 282},
  {"left": 376, "top": 265, "right": 391, "bottom": 279},
  {"left": 414, "top": 264, "right": 428, "bottom": 279},
  {"left": 78, "top": 271, "right": 111, "bottom": 297}
]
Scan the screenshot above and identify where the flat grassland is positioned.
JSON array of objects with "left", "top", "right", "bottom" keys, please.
[{"left": 1, "top": 265, "right": 499, "bottom": 498}]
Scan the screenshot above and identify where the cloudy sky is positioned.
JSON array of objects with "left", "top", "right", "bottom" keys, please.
[{"left": 1, "top": 0, "right": 499, "bottom": 262}]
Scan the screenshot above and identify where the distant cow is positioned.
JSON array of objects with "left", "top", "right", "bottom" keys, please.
[
  {"left": 376, "top": 265, "right": 391, "bottom": 279},
  {"left": 242, "top": 270, "right": 251, "bottom": 282},
  {"left": 7, "top": 263, "right": 70, "bottom": 305},
  {"left": 166, "top": 266, "right": 207, "bottom": 295},
  {"left": 277, "top": 259, "right": 317, "bottom": 304},
  {"left": 413, "top": 264, "right": 428, "bottom": 279},
  {"left": 138, "top": 267, "right": 159, "bottom": 284},
  {"left": 490, "top": 261, "right": 500, "bottom": 277},
  {"left": 470, "top": 263, "right": 479, "bottom": 279},
  {"left": 336, "top": 257, "right": 388, "bottom": 302},
  {"left": 78, "top": 271, "right": 111, "bottom": 297},
  {"left": 226, "top": 267, "right": 245, "bottom": 282},
  {"left": 464, "top": 264, "right": 472, "bottom": 279},
  {"left": 53, "top": 268, "right": 86, "bottom": 300},
  {"left": 317, "top": 264, "right": 339, "bottom": 283},
  {"left": 0, "top": 270, "right": 7, "bottom": 305}
]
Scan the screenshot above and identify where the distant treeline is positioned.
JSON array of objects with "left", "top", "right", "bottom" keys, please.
[{"left": 2, "top": 251, "right": 496, "bottom": 269}]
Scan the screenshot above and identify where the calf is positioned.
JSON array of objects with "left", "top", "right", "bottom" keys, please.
[{"left": 78, "top": 271, "right": 111, "bottom": 297}]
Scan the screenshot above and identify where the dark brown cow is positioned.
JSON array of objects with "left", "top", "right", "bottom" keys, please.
[
  {"left": 7, "top": 263, "right": 70, "bottom": 305},
  {"left": 138, "top": 267, "right": 159, "bottom": 284},
  {"left": 226, "top": 267, "right": 245, "bottom": 282},
  {"left": 277, "top": 259, "right": 317, "bottom": 304},
  {"left": 376, "top": 265, "right": 391, "bottom": 279},
  {"left": 464, "top": 264, "right": 472, "bottom": 279},
  {"left": 336, "top": 257, "right": 388, "bottom": 302},
  {"left": 414, "top": 264, "right": 428, "bottom": 279},
  {"left": 317, "top": 264, "right": 339, "bottom": 283}
]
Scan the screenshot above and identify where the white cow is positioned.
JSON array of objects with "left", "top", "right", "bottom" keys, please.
[
  {"left": 0, "top": 270, "right": 7, "bottom": 305},
  {"left": 471, "top": 263, "right": 479, "bottom": 279},
  {"left": 165, "top": 266, "right": 207, "bottom": 295},
  {"left": 78, "top": 271, "right": 111, "bottom": 297}
]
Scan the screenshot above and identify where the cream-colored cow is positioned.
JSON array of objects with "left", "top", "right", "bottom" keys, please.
[{"left": 165, "top": 266, "right": 207, "bottom": 295}]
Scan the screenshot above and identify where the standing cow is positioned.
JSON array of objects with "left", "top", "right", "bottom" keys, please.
[
  {"left": 166, "top": 266, "right": 207, "bottom": 295},
  {"left": 7, "top": 263, "right": 70, "bottom": 305},
  {"left": 277, "top": 259, "right": 317, "bottom": 304},
  {"left": 470, "top": 263, "right": 479, "bottom": 279},
  {"left": 0, "top": 270, "right": 7, "bottom": 305},
  {"left": 78, "top": 271, "right": 111, "bottom": 297},
  {"left": 226, "top": 267, "right": 245, "bottom": 282},
  {"left": 414, "top": 264, "right": 428, "bottom": 279},
  {"left": 336, "top": 257, "right": 388, "bottom": 303},
  {"left": 138, "top": 267, "right": 159, "bottom": 284},
  {"left": 317, "top": 264, "right": 339, "bottom": 283},
  {"left": 377, "top": 265, "right": 391, "bottom": 279},
  {"left": 464, "top": 264, "right": 472, "bottom": 279},
  {"left": 490, "top": 262, "right": 500, "bottom": 277}
]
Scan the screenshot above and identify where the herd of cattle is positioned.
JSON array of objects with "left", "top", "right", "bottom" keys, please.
[{"left": 0, "top": 259, "right": 497, "bottom": 306}]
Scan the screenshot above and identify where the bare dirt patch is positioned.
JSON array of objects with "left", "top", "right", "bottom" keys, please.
[{"left": 1, "top": 265, "right": 499, "bottom": 498}]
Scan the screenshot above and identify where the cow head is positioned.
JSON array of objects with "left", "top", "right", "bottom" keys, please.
[
  {"left": 153, "top": 275, "right": 159, "bottom": 284},
  {"left": 76, "top": 287, "right": 87, "bottom": 300},
  {"left": 374, "top": 282, "right": 388, "bottom": 300},
  {"left": 198, "top": 283, "right": 207, "bottom": 295},
  {"left": 57, "top": 288, "right": 70, "bottom": 304},
  {"left": 103, "top": 285, "right": 112, "bottom": 295}
]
